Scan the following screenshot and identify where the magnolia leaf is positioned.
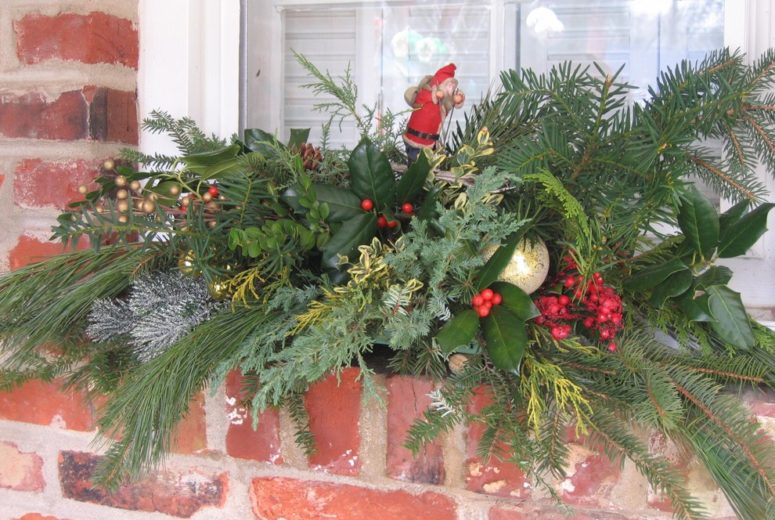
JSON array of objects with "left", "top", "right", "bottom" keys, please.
[
  {"left": 483, "top": 306, "right": 527, "bottom": 371},
  {"left": 490, "top": 282, "right": 540, "bottom": 321},
  {"left": 311, "top": 184, "right": 363, "bottom": 222},
  {"left": 695, "top": 266, "right": 733, "bottom": 289},
  {"left": 477, "top": 233, "right": 523, "bottom": 291},
  {"left": 288, "top": 128, "right": 310, "bottom": 149},
  {"left": 649, "top": 269, "right": 693, "bottom": 306},
  {"left": 706, "top": 285, "right": 754, "bottom": 349},
  {"left": 395, "top": 152, "right": 430, "bottom": 203},
  {"left": 347, "top": 138, "right": 395, "bottom": 208},
  {"left": 677, "top": 184, "right": 719, "bottom": 259},
  {"left": 718, "top": 199, "right": 750, "bottom": 235},
  {"left": 718, "top": 203, "right": 774, "bottom": 258},
  {"left": 321, "top": 212, "right": 377, "bottom": 269},
  {"left": 625, "top": 258, "right": 690, "bottom": 292},
  {"left": 435, "top": 309, "right": 479, "bottom": 353},
  {"left": 677, "top": 291, "right": 713, "bottom": 322}
]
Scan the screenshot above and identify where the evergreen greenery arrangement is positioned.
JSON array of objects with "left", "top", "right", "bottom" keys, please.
[{"left": 1, "top": 49, "right": 775, "bottom": 519}]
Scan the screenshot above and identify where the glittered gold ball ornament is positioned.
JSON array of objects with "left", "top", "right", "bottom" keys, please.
[
  {"left": 177, "top": 250, "right": 198, "bottom": 276},
  {"left": 115, "top": 175, "right": 127, "bottom": 188},
  {"left": 103, "top": 159, "right": 115, "bottom": 170},
  {"left": 207, "top": 278, "right": 230, "bottom": 300},
  {"left": 482, "top": 238, "right": 550, "bottom": 294}
]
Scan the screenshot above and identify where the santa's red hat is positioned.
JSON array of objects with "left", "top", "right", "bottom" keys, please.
[{"left": 431, "top": 64, "right": 456, "bottom": 86}]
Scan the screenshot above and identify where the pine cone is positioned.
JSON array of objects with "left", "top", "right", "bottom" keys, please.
[{"left": 295, "top": 143, "right": 323, "bottom": 171}]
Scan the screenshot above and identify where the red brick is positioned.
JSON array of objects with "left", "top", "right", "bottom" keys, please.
[
  {"left": 0, "top": 378, "right": 94, "bottom": 430},
  {"left": 386, "top": 375, "right": 444, "bottom": 484},
  {"left": 249, "top": 477, "right": 457, "bottom": 520},
  {"left": 14, "top": 159, "right": 99, "bottom": 209},
  {"left": 170, "top": 392, "right": 207, "bottom": 454},
  {"left": 305, "top": 367, "right": 362, "bottom": 475},
  {"left": 225, "top": 371, "right": 282, "bottom": 464},
  {"left": 15, "top": 12, "right": 138, "bottom": 69},
  {"left": 0, "top": 174, "right": 5, "bottom": 188},
  {"left": 14, "top": 514, "right": 65, "bottom": 520},
  {"left": 58, "top": 451, "right": 227, "bottom": 518},
  {"left": 0, "top": 442, "right": 44, "bottom": 492},
  {"left": 88, "top": 87, "right": 138, "bottom": 144},
  {"left": 8, "top": 234, "right": 86, "bottom": 270},
  {"left": 0, "top": 91, "right": 87, "bottom": 140},
  {"left": 465, "top": 385, "right": 530, "bottom": 498},
  {"left": 560, "top": 450, "right": 620, "bottom": 506}
]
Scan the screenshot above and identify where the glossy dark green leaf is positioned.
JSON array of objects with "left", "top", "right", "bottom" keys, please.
[
  {"left": 718, "top": 199, "right": 749, "bottom": 234},
  {"left": 718, "top": 203, "right": 774, "bottom": 258},
  {"left": 649, "top": 269, "right": 693, "bottom": 306},
  {"left": 490, "top": 282, "right": 540, "bottom": 321},
  {"left": 288, "top": 128, "right": 311, "bottom": 148},
  {"left": 483, "top": 306, "right": 527, "bottom": 371},
  {"left": 183, "top": 144, "right": 241, "bottom": 171},
  {"left": 147, "top": 180, "right": 182, "bottom": 206},
  {"left": 624, "top": 258, "right": 690, "bottom": 292},
  {"left": 281, "top": 187, "right": 303, "bottom": 213},
  {"left": 347, "top": 138, "right": 395, "bottom": 208},
  {"left": 321, "top": 212, "right": 377, "bottom": 269},
  {"left": 312, "top": 184, "right": 363, "bottom": 222},
  {"left": 677, "top": 184, "right": 719, "bottom": 258},
  {"left": 244, "top": 128, "right": 282, "bottom": 157},
  {"left": 677, "top": 290, "right": 713, "bottom": 322},
  {"left": 695, "top": 266, "right": 733, "bottom": 289},
  {"left": 706, "top": 285, "right": 754, "bottom": 349},
  {"left": 395, "top": 152, "right": 430, "bottom": 203},
  {"left": 476, "top": 233, "right": 523, "bottom": 291},
  {"left": 435, "top": 309, "right": 480, "bottom": 353}
]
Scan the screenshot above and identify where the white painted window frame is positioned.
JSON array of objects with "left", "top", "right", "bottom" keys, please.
[{"left": 138, "top": 0, "right": 775, "bottom": 310}]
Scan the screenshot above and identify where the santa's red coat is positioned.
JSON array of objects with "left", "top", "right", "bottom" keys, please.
[{"left": 404, "top": 88, "right": 442, "bottom": 148}]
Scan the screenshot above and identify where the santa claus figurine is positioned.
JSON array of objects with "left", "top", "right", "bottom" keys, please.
[{"left": 403, "top": 63, "right": 465, "bottom": 164}]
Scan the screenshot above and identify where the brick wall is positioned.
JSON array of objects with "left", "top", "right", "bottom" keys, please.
[{"left": 0, "top": 2, "right": 773, "bottom": 520}]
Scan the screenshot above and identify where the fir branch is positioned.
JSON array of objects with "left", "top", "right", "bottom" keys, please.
[{"left": 287, "top": 391, "right": 316, "bottom": 457}]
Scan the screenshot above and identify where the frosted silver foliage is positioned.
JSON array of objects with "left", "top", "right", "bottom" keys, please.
[{"left": 87, "top": 271, "right": 221, "bottom": 362}]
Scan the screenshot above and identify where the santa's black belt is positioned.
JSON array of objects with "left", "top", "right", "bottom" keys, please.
[{"left": 406, "top": 128, "right": 440, "bottom": 141}]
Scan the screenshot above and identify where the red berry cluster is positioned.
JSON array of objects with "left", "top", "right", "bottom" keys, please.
[
  {"left": 471, "top": 288, "right": 503, "bottom": 318},
  {"left": 534, "top": 258, "right": 623, "bottom": 352},
  {"left": 360, "top": 199, "right": 414, "bottom": 229}
]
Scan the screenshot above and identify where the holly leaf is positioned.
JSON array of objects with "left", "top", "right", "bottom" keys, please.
[
  {"left": 677, "top": 184, "right": 719, "bottom": 259},
  {"left": 490, "top": 282, "right": 540, "bottom": 321},
  {"left": 706, "top": 285, "right": 754, "bottom": 349},
  {"left": 288, "top": 128, "right": 310, "bottom": 149},
  {"left": 483, "top": 306, "right": 528, "bottom": 371},
  {"left": 694, "top": 266, "right": 733, "bottom": 289},
  {"left": 395, "top": 152, "right": 430, "bottom": 203},
  {"left": 347, "top": 138, "right": 395, "bottom": 208},
  {"left": 718, "top": 203, "right": 774, "bottom": 258},
  {"left": 625, "top": 258, "right": 690, "bottom": 292},
  {"left": 476, "top": 232, "right": 524, "bottom": 291},
  {"left": 435, "top": 309, "right": 479, "bottom": 353},
  {"left": 416, "top": 188, "right": 439, "bottom": 221},
  {"left": 649, "top": 269, "right": 693, "bottom": 306},
  {"left": 677, "top": 290, "right": 712, "bottom": 322},
  {"left": 244, "top": 128, "right": 281, "bottom": 157},
  {"left": 311, "top": 184, "right": 363, "bottom": 222},
  {"left": 321, "top": 212, "right": 377, "bottom": 269},
  {"left": 182, "top": 144, "right": 243, "bottom": 179},
  {"left": 718, "top": 199, "right": 750, "bottom": 234}
]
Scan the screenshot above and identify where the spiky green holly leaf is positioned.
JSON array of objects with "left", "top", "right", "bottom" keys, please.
[
  {"left": 490, "top": 282, "right": 540, "bottom": 321},
  {"left": 718, "top": 203, "right": 774, "bottom": 258},
  {"left": 347, "top": 138, "right": 395, "bottom": 208},
  {"left": 483, "top": 306, "right": 527, "bottom": 371},
  {"left": 435, "top": 309, "right": 479, "bottom": 353},
  {"left": 321, "top": 212, "right": 377, "bottom": 269},
  {"left": 706, "top": 285, "right": 754, "bottom": 349}
]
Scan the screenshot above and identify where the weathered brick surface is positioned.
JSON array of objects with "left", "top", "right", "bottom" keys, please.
[
  {"left": 9, "top": 234, "right": 70, "bottom": 270},
  {"left": 0, "top": 442, "right": 44, "bottom": 492},
  {"left": 58, "top": 451, "right": 227, "bottom": 518},
  {"left": 170, "top": 392, "right": 207, "bottom": 454},
  {"left": 465, "top": 386, "right": 530, "bottom": 498},
  {"left": 0, "top": 91, "right": 87, "bottom": 140},
  {"left": 249, "top": 477, "right": 457, "bottom": 520},
  {"left": 14, "top": 514, "right": 66, "bottom": 520},
  {"left": 15, "top": 12, "right": 138, "bottom": 69},
  {"left": 87, "top": 87, "right": 138, "bottom": 144},
  {"left": 0, "top": 379, "right": 94, "bottom": 431},
  {"left": 560, "top": 448, "right": 621, "bottom": 506},
  {"left": 386, "top": 375, "right": 444, "bottom": 484},
  {"left": 225, "top": 371, "right": 282, "bottom": 464},
  {"left": 489, "top": 505, "right": 631, "bottom": 519},
  {"left": 305, "top": 368, "right": 362, "bottom": 475},
  {"left": 14, "top": 159, "right": 99, "bottom": 209}
]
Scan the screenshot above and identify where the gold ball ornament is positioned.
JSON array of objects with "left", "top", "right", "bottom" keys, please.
[
  {"left": 129, "top": 180, "right": 142, "bottom": 192},
  {"left": 202, "top": 192, "right": 213, "bottom": 203},
  {"left": 115, "top": 175, "right": 127, "bottom": 188},
  {"left": 142, "top": 199, "right": 156, "bottom": 213},
  {"left": 116, "top": 189, "right": 129, "bottom": 200},
  {"left": 118, "top": 214, "right": 129, "bottom": 223},
  {"left": 77, "top": 185, "right": 88, "bottom": 195},
  {"left": 207, "top": 278, "right": 230, "bottom": 300},
  {"left": 178, "top": 250, "right": 198, "bottom": 276},
  {"left": 448, "top": 353, "right": 469, "bottom": 375},
  {"left": 103, "top": 159, "right": 115, "bottom": 170},
  {"left": 481, "top": 238, "right": 550, "bottom": 294},
  {"left": 169, "top": 185, "right": 181, "bottom": 196},
  {"left": 116, "top": 200, "right": 130, "bottom": 212}
]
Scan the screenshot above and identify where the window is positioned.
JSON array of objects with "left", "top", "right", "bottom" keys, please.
[{"left": 243, "top": 0, "right": 732, "bottom": 147}]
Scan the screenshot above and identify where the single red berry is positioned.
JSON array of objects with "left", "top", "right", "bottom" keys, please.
[
  {"left": 492, "top": 293, "right": 503, "bottom": 305},
  {"left": 564, "top": 276, "right": 576, "bottom": 288},
  {"left": 551, "top": 326, "right": 568, "bottom": 340},
  {"left": 377, "top": 215, "right": 388, "bottom": 228},
  {"left": 600, "top": 329, "right": 611, "bottom": 340},
  {"left": 548, "top": 304, "right": 562, "bottom": 315},
  {"left": 361, "top": 198, "right": 374, "bottom": 211},
  {"left": 583, "top": 317, "right": 595, "bottom": 328},
  {"left": 477, "top": 306, "right": 490, "bottom": 318},
  {"left": 208, "top": 185, "right": 220, "bottom": 197},
  {"left": 401, "top": 202, "right": 414, "bottom": 215},
  {"left": 607, "top": 342, "right": 617, "bottom": 352},
  {"left": 611, "top": 313, "right": 623, "bottom": 325},
  {"left": 558, "top": 294, "right": 571, "bottom": 306},
  {"left": 472, "top": 295, "right": 484, "bottom": 307},
  {"left": 481, "top": 288, "right": 494, "bottom": 301}
]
